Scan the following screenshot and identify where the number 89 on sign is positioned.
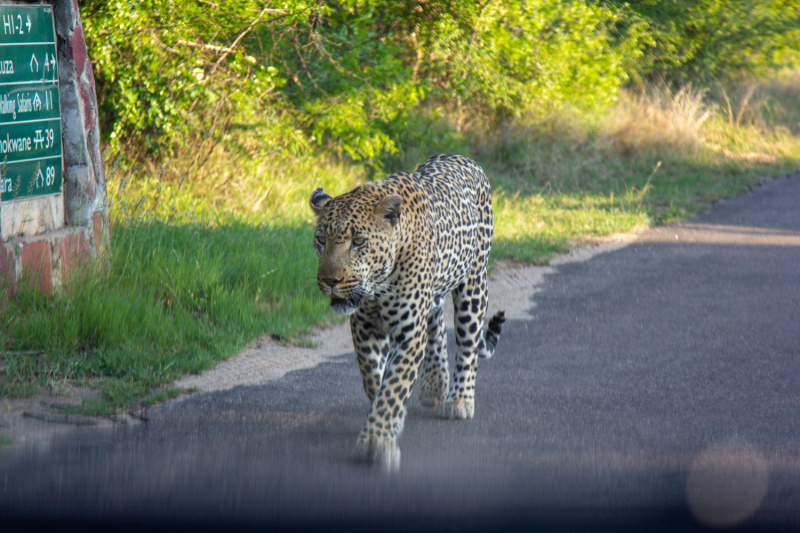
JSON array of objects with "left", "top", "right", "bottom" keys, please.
[{"left": 35, "top": 165, "right": 55, "bottom": 188}]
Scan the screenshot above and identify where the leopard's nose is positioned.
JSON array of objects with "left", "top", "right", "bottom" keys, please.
[{"left": 321, "top": 276, "right": 342, "bottom": 287}]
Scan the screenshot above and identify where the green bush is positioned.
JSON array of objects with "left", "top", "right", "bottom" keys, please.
[
  {"left": 604, "top": 0, "right": 800, "bottom": 82},
  {"left": 82, "top": 1, "right": 659, "bottom": 165},
  {"left": 82, "top": 1, "right": 798, "bottom": 167}
]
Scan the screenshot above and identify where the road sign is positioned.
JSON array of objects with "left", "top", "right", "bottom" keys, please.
[{"left": 0, "top": 4, "right": 62, "bottom": 203}]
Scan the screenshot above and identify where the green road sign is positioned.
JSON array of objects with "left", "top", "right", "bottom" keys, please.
[{"left": 0, "top": 4, "right": 62, "bottom": 203}]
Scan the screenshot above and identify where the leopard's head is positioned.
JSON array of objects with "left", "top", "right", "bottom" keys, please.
[{"left": 309, "top": 184, "right": 402, "bottom": 315}]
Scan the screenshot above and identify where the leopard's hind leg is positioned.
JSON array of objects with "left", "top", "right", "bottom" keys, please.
[
  {"left": 441, "top": 262, "right": 488, "bottom": 420},
  {"left": 418, "top": 296, "right": 449, "bottom": 407}
]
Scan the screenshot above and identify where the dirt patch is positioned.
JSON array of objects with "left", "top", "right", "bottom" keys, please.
[
  {"left": 174, "top": 326, "right": 353, "bottom": 393},
  {"left": 0, "top": 387, "right": 142, "bottom": 452}
]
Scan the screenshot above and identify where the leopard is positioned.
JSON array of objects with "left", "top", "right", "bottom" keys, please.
[{"left": 309, "top": 154, "right": 505, "bottom": 470}]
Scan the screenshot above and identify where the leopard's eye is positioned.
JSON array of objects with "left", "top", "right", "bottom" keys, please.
[
  {"left": 352, "top": 236, "right": 366, "bottom": 247},
  {"left": 315, "top": 235, "right": 326, "bottom": 246}
]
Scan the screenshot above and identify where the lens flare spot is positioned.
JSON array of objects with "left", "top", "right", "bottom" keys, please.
[{"left": 687, "top": 441, "right": 768, "bottom": 527}]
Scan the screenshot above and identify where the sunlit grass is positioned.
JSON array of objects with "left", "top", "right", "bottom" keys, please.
[
  {"left": 492, "top": 190, "right": 651, "bottom": 263},
  {"left": 108, "top": 148, "right": 366, "bottom": 226}
]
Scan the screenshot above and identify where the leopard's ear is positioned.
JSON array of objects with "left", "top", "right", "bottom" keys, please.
[
  {"left": 310, "top": 188, "right": 332, "bottom": 216},
  {"left": 375, "top": 194, "right": 402, "bottom": 228}
]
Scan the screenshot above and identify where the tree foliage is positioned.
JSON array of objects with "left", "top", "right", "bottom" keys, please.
[
  {"left": 81, "top": 1, "right": 799, "bottom": 164},
  {"left": 605, "top": 0, "right": 800, "bottom": 82}
]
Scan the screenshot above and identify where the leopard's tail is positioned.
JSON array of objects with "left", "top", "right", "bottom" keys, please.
[{"left": 478, "top": 311, "right": 506, "bottom": 359}]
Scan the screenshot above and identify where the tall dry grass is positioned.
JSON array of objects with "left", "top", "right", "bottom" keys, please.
[
  {"left": 712, "top": 69, "right": 800, "bottom": 134},
  {"left": 604, "top": 84, "right": 711, "bottom": 153}
]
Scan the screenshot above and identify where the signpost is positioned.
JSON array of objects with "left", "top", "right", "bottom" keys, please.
[
  {"left": 0, "top": 4, "right": 62, "bottom": 204},
  {"left": 0, "top": 0, "right": 108, "bottom": 293}
]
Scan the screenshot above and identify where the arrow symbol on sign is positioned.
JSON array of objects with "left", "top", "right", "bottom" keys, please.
[
  {"left": 50, "top": 54, "right": 56, "bottom": 71},
  {"left": 30, "top": 55, "right": 38, "bottom": 72},
  {"left": 26, "top": 16, "right": 31, "bottom": 32}
]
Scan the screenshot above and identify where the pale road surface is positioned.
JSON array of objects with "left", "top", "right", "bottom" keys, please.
[{"left": 2, "top": 174, "right": 800, "bottom": 532}]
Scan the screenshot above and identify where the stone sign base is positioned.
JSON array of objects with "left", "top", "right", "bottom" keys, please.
[{"left": 1, "top": 211, "right": 108, "bottom": 297}]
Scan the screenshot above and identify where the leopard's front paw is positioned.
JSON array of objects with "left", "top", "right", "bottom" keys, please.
[
  {"left": 440, "top": 395, "right": 474, "bottom": 420},
  {"left": 354, "top": 431, "right": 400, "bottom": 473}
]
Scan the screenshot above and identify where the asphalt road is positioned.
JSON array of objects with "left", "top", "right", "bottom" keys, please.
[{"left": 2, "top": 175, "right": 800, "bottom": 532}]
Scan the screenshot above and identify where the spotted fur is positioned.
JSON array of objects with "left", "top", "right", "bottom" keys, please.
[{"left": 310, "top": 154, "right": 505, "bottom": 468}]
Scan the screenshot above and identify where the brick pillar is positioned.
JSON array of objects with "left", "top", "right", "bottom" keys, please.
[{"left": 54, "top": 0, "right": 108, "bottom": 230}]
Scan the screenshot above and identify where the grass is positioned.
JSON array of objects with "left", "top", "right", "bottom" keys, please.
[
  {"left": 484, "top": 83, "right": 800, "bottom": 261},
  {"left": 1, "top": 75, "right": 799, "bottom": 414},
  {"left": 1, "top": 219, "right": 337, "bottom": 409}
]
